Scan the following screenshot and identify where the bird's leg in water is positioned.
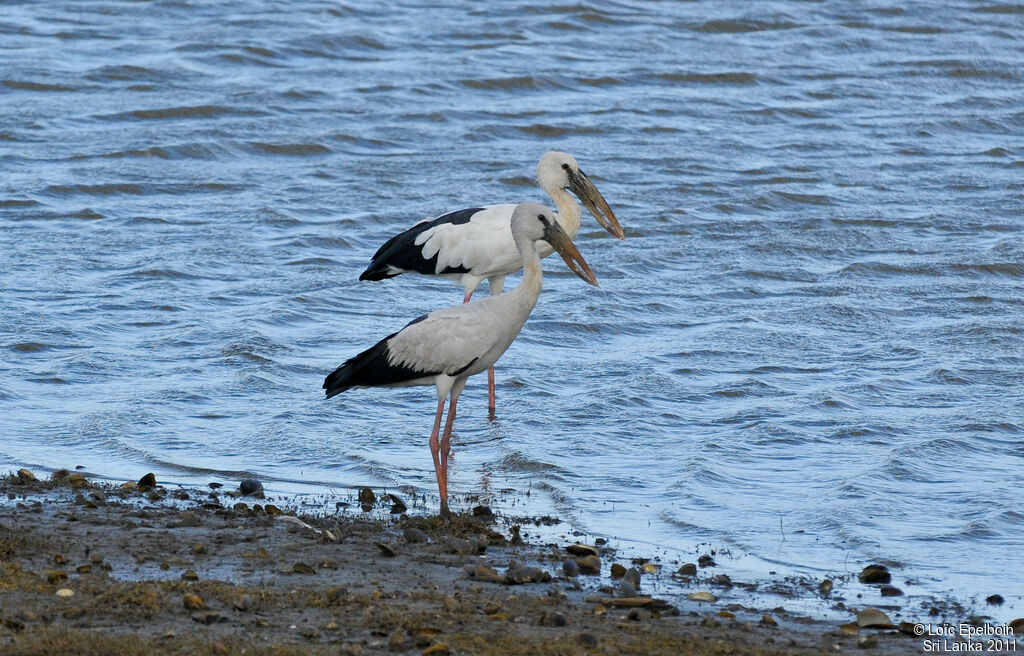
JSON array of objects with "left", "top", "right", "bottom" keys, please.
[
  {"left": 440, "top": 395, "right": 459, "bottom": 483},
  {"left": 427, "top": 398, "right": 449, "bottom": 518},
  {"left": 487, "top": 368, "right": 496, "bottom": 413}
]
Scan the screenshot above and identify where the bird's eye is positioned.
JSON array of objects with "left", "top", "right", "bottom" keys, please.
[
  {"left": 561, "top": 163, "right": 571, "bottom": 171},
  {"left": 538, "top": 214, "right": 548, "bottom": 224}
]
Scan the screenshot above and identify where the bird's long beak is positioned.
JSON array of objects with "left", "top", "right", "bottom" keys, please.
[
  {"left": 568, "top": 169, "right": 625, "bottom": 240},
  {"left": 545, "top": 221, "right": 599, "bottom": 287}
]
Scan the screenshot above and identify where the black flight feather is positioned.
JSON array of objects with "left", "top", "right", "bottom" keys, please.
[{"left": 359, "top": 207, "right": 483, "bottom": 281}]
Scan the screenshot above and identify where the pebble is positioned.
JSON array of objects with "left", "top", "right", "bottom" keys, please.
[
  {"left": 562, "top": 559, "right": 579, "bottom": 577},
  {"left": 698, "top": 554, "right": 716, "bottom": 568},
  {"left": 421, "top": 644, "right": 450, "bottom": 656},
  {"left": 506, "top": 562, "right": 550, "bottom": 584},
  {"left": 45, "top": 570, "right": 68, "bottom": 583},
  {"left": 181, "top": 570, "right": 199, "bottom": 581},
  {"left": 576, "top": 633, "right": 598, "bottom": 647},
  {"left": 469, "top": 563, "right": 504, "bottom": 584},
  {"left": 857, "top": 634, "right": 879, "bottom": 649},
  {"left": 233, "top": 594, "right": 253, "bottom": 611},
  {"left": 760, "top": 614, "right": 777, "bottom": 626},
  {"left": 76, "top": 564, "right": 92, "bottom": 574},
  {"left": 16, "top": 468, "right": 35, "bottom": 481},
  {"left": 985, "top": 594, "right": 1004, "bottom": 605},
  {"left": 183, "top": 593, "right": 206, "bottom": 610},
  {"left": 623, "top": 567, "right": 642, "bottom": 589},
  {"left": 376, "top": 542, "right": 400, "bottom": 558},
  {"left": 858, "top": 564, "right": 891, "bottom": 584},
  {"left": 686, "top": 591, "right": 717, "bottom": 603},
  {"left": 326, "top": 586, "right": 349, "bottom": 603},
  {"left": 178, "top": 511, "right": 200, "bottom": 527},
  {"left": 319, "top": 558, "right": 338, "bottom": 570},
  {"left": 642, "top": 563, "right": 658, "bottom": 574},
  {"left": 627, "top": 608, "right": 651, "bottom": 622},
  {"left": 444, "top": 537, "right": 477, "bottom": 555},
  {"left": 509, "top": 525, "right": 524, "bottom": 546},
  {"left": 403, "top": 527, "right": 428, "bottom": 544},
  {"left": 264, "top": 504, "right": 282, "bottom": 516},
  {"left": 819, "top": 578, "right": 833, "bottom": 597},
  {"left": 880, "top": 585, "right": 903, "bottom": 597},
  {"left": 191, "top": 611, "right": 226, "bottom": 625},
  {"left": 138, "top": 472, "right": 157, "bottom": 489},
  {"left": 358, "top": 487, "right": 376, "bottom": 506},
  {"left": 619, "top": 580, "right": 636, "bottom": 597},
  {"left": 472, "top": 505, "right": 493, "bottom": 517},
  {"left": 388, "top": 494, "right": 407, "bottom": 514},
  {"left": 678, "top": 563, "right": 697, "bottom": 576},
  {"left": 856, "top": 608, "right": 892, "bottom": 628},
  {"left": 610, "top": 563, "right": 626, "bottom": 578},
  {"left": 1009, "top": 618, "right": 1024, "bottom": 632},
  {"left": 55, "top": 588, "right": 74, "bottom": 598},
  {"left": 292, "top": 562, "right": 317, "bottom": 574},
  {"left": 239, "top": 479, "right": 263, "bottom": 496},
  {"left": 575, "top": 554, "right": 601, "bottom": 574},
  {"left": 712, "top": 574, "right": 732, "bottom": 587},
  {"left": 538, "top": 611, "right": 567, "bottom": 627},
  {"left": 839, "top": 622, "right": 860, "bottom": 636},
  {"left": 89, "top": 552, "right": 104, "bottom": 565},
  {"left": 565, "top": 543, "right": 598, "bottom": 558}
]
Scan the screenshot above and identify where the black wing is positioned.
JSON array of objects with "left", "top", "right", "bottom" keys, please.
[
  {"left": 323, "top": 316, "right": 440, "bottom": 398},
  {"left": 359, "top": 207, "right": 484, "bottom": 281}
]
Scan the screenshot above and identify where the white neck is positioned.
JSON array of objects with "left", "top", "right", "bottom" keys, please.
[
  {"left": 507, "top": 230, "right": 544, "bottom": 314},
  {"left": 544, "top": 185, "right": 582, "bottom": 239}
]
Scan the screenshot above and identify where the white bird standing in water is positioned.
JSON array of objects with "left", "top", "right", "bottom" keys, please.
[
  {"left": 326, "top": 202, "right": 599, "bottom": 518},
  {"left": 359, "top": 151, "right": 623, "bottom": 412}
]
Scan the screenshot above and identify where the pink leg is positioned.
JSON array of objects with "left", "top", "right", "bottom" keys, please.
[
  {"left": 427, "top": 398, "right": 449, "bottom": 518},
  {"left": 440, "top": 393, "right": 460, "bottom": 484},
  {"left": 487, "top": 367, "right": 496, "bottom": 412}
]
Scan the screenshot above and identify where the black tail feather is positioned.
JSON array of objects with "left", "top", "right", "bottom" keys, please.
[{"left": 323, "top": 322, "right": 440, "bottom": 398}]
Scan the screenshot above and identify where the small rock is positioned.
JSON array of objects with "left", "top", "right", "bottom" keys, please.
[
  {"left": 880, "top": 585, "right": 903, "bottom": 597},
  {"left": 472, "top": 505, "right": 493, "bottom": 518},
  {"left": 183, "top": 593, "right": 206, "bottom": 611},
  {"left": 138, "top": 472, "right": 157, "bottom": 489},
  {"left": 986, "top": 594, "right": 1004, "bottom": 605},
  {"left": 627, "top": 608, "right": 650, "bottom": 621},
  {"left": 358, "top": 487, "right": 376, "bottom": 506},
  {"left": 192, "top": 544, "right": 207, "bottom": 556},
  {"left": 610, "top": 563, "right": 626, "bottom": 578},
  {"left": 858, "top": 564, "right": 891, "bottom": 584},
  {"left": 678, "top": 563, "right": 698, "bottom": 576},
  {"left": 208, "top": 482, "right": 223, "bottom": 489},
  {"left": 575, "top": 554, "right": 600, "bottom": 574},
  {"left": 623, "top": 567, "right": 642, "bottom": 589},
  {"left": 1008, "top": 618, "right": 1024, "bottom": 632},
  {"left": 422, "top": 644, "right": 450, "bottom": 656},
  {"left": 292, "top": 562, "right": 316, "bottom": 575},
  {"left": 319, "top": 558, "right": 338, "bottom": 570},
  {"left": 566, "top": 543, "right": 598, "bottom": 558},
  {"left": 509, "top": 525, "right": 524, "bottom": 546},
  {"left": 264, "top": 504, "right": 282, "bottom": 515},
  {"left": 538, "top": 611, "right": 567, "bottom": 627},
  {"left": 562, "top": 559, "right": 579, "bottom": 577},
  {"left": 178, "top": 511, "right": 200, "bottom": 527},
  {"left": 239, "top": 479, "right": 263, "bottom": 496},
  {"left": 819, "top": 578, "right": 833, "bottom": 597},
  {"left": 686, "top": 591, "right": 717, "bottom": 602},
  {"left": 326, "top": 586, "right": 349, "bottom": 603},
  {"left": 55, "top": 588, "right": 74, "bottom": 598},
  {"left": 233, "top": 594, "right": 253, "bottom": 611},
  {"left": 191, "top": 611, "right": 226, "bottom": 625},
  {"left": 856, "top": 608, "right": 892, "bottom": 628},
  {"left": 712, "top": 573, "right": 732, "bottom": 587},
  {"left": 387, "top": 630, "right": 410, "bottom": 651},
  {"left": 16, "top": 468, "right": 35, "bottom": 481},
  {"left": 619, "top": 580, "right": 636, "bottom": 597},
  {"left": 444, "top": 537, "right": 477, "bottom": 555},
  {"left": 470, "top": 563, "right": 504, "bottom": 584},
  {"left": 760, "top": 614, "right": 777, "bottom": 626},
  {"left": 839, "top": 622, "right": 860, "bottom": 636},
  {"left": 698, "top": 554, "right": 715, "bottom": 568},
  {"left": 181, "top": 570, "right": 199, "bottom": 581},
  {"left": 89, "top": 552, "right": 104, "bottom": 565},
  {"left": 75, "top": 564, "right": 92, "bottom": 574},
  {"left": 642, "top": 562, "right": 658, "bottom": 574},
  {"left": 376, "top": 542, "right": 400, "bottom": 558},
  {"left": 388, "top": 494, "right": 407, "bottom": 514},
  {"left": 576, "top": 633, "right": 598, "bottom": 647},
  {"left": 857, "top": 634, "right": 879, "bottom": 649},
  {"left": 403, "top": 527, "right": 428, "bottom": 544},
  {"left": 45, "top": 570, "right": 68, "bottom": 584}
]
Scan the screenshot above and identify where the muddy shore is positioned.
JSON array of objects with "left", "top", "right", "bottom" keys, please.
[{"left": 0, "top": 470, "right": 1009, "bottom": 655}]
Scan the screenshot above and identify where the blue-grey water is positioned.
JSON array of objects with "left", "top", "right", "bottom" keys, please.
[{"left": 2, "top": 1, "right": 1022, "bottom": 620}]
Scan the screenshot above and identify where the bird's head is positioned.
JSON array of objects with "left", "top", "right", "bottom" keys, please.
[
  {"left": 512, "top": 202, "right": 599, "bottom": 287},
  {"left": 536, "top": 151, "right": 625, "bottom": 240}
]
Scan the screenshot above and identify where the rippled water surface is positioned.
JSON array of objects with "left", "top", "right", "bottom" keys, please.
[{"left": 3, "top": 1, "right": 1023, "bottom": 617}]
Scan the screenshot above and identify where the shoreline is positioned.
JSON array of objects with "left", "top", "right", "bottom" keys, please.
[{"left": 0, "top": 470, "right": 1014, "bottom": 655}]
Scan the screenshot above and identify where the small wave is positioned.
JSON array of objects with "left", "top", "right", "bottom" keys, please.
[
  {"left": 248, "top": 142, "right": 332, "bottom": 156},
  {"left": 9, "top": 342, "right": 51, "bottom": 353},
  {"left": 461, "top": 75, "right": 568, "bottom": 91},
  {"left": 84, "top": 64, "right": 164, "bottom": 82},
  {"left": 654, "top": 72, "right": 758, "bottom": 85},
  {"left": 98, "top": 105, "right": 261, "bottom": 121},
  {"left": 2, "top": 79, "right": 78, "bottom": 92},
  {"left": 0, "top": 198, "right": 40, "bottom": 208},
  {"left": 972, "top": 4, "right": 1024, "bottom": 14},
  {"left": 694, "top": 19, "right": 798, "bottom": 34}
]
